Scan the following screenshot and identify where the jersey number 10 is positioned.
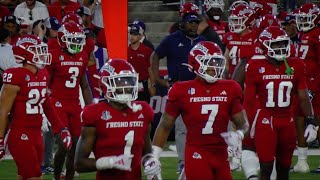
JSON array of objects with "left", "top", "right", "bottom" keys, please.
[{"left": 266, "top": 81, "right": 293, "bottom": 107}]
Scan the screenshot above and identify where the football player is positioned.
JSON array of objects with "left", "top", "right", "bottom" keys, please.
[
  {"left": 293, "top": 3, "right": 320, "bottom": 173},
  {"left": 152, "top": 41, "right": 249, "bottom": 180},
  {"left": 203, "top": 0, "right": 228, "bottom": 41},
  {"left": 74, "top": 59, "right": 161, "bottom": 180},
  {"left": 223, "top": 4, "right": 257, "bottom": 79},
  {"left": 0, "top": 35, "right": 72, "bottom": 180},
  {"left": 244, "top": 26, "right": 319, "bottom": 180},
  {"left": 46, "top": 22, "right": 93, "bottom": 180}
]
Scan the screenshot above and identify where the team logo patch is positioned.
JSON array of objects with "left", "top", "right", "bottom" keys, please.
[
  {"left": 79, "top": 57, "right": 83, "bottom": 61},
  {"left": 227, "top": 35, "right": 232, "bottom": 40},
  {"left": 25, "top": 75, "right": 30, "bottom": 81},
  {"left": 59, "top": 55, "right": 64, "bottom": 61},
  {"left": 259, "top": 67, "right": 265, "bottom": 73},
  {"left": 21, "top": 134, "right": 28, "bottom": 141},
  {"left": 188, "top": 87, "right": 195, "bottom": 95},
  {"left": 101, "top": 111, "right": 112, "bottom": 121},
  {"left": 55, "top": 101, "right": 62, "bottom": 107}
]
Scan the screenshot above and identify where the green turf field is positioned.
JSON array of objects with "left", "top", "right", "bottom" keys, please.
[{"left": 0, "top": 156, "right": 320, "bottom": 180}]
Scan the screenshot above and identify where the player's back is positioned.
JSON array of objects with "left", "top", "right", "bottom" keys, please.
[
  {"left": 47, "top": 48, "right": 88, "bottom": 100},
  {"left": 3, "top": 67, "right": 49, "bottom": 129},
  {"left": 81, "top": 100, "right": 154, "bottom": 180},
  {"left": 223, "top": 31, "right": 256, "bottom": 77},
  {"left": 207, "top": 19, "right": 228, "bottom": 40},
  {"left": 297, "top": 27, "right": 320, "bottom": 77},
  {"left": 247, "top": 56, "right": 306, "bottom": 117},
  {"left": 167, "top": 79, "right": 243, "bottom": 150}
]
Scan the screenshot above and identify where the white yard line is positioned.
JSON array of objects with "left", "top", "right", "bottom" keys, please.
[{"left": 2, "top": 149, "right": 320, "bottom": 160}]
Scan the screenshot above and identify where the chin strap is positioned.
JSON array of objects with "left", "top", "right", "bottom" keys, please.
[{"left": 283, "top": 57, "right": 294, "bottom": 75}]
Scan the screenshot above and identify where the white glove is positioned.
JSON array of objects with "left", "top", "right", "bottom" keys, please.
[
  {"left": 220, "top": 130, "right": 244, "bottom": 147},
  {"left": 142, "top": 154, "right": 162, "bottom": 180},
  {"left": 41, "top": 114, "right": 51, "bottom": 132},
  {"left": 96, "top": 154, "right": 134, "bottom": 171},
  {"left": 304, "top": 124, "right": 319, "bottom": 143}
]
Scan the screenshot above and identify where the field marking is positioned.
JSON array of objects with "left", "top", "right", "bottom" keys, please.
[{"left": 2, "top": 149, "right": 320, "bottom": 160}]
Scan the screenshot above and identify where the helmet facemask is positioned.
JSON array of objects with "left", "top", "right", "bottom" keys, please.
[
  {"left": 263, "top": 38, "right": 290, "bottom": 61},
  {"left": 61, "top": 33, "right": 86, "bottom": 54},
  {"left": 101, "top": 72, "right": 139, "bottom": 104},
  {"left": 296, "top": 13, "right": 317, "bottom": 32},
  {"left": 196, "top": 54, "right": 225, "bottom": 83},
  {"left": 28, "top": 43, "right": 52, "bottom": 68},
  {"left": 228, "top": 15, "right": 247, "bottom": 33}
]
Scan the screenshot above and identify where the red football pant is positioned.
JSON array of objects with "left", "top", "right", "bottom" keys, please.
[
  {"left": 49, "top": 97, "right": 82, "bottom": 137},
  {"left": 7, "top": 128, "right": 43, "bottom": 179},
  {"left": 254, "top": 113, "right": 296, "bottom": 168},
  {"left": 184, "top": 145, "right": 232, "bottom": 180}
]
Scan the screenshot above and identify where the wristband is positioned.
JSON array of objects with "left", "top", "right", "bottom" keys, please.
[
  {"left": 236, "top": 130, "right": 244, "bottom": 140},
  {"left": 152, "top": 145, "right": 163, "bottom": 159}
]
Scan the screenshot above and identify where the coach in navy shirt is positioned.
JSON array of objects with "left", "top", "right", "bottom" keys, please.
[{"left": 151, "top": 13, "right": 206, "bottom": 87}]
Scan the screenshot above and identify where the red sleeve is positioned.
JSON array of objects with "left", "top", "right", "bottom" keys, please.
[
  {"left": 87, "top": 64, "right": 100, "bottom": 98},
  {"left": 142, "top": 102, "right": 155, "bottom": 124},
  {"left": 165, "top": 83, "right": 181, "bottom": 118},
  {"left": 81, "top": 105, "right": 96, "bottom": 127},
  {"left": 230, "top": 81, "right": 244, "bottom": 116},
  {"left": 243, "top": 61, "right": 258, "bottom": 121},
  {"left": 85, "top": 38, "right": 95, "bottom": 54},
  {"left": 222, "top": 33, "right": 229, "bottom": 45},
  {"left": 2, "top": 68, "right": 23, "bottom": 86},
  {"left": 295, "top": 60, "right": 308, "bottom": 90},
  {"left": 43, "top": 96, "right": 64, "bottom": 134}
]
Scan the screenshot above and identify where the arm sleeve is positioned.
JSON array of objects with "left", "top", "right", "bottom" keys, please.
[
  {"left": 296, "top": 60, "right": 308, "bottom": 90},
  {"left": 154, "top": 36, "right": 170, "bottom": 59},
  {"left": 243, "top": 62, "right": 258, "bottom": 121},
  {"left": 231, "top": 81, "right": 244, "bottom": 115},
  {"left": 3, "top": 68, "right": 22, "bottom": 86},
  {"left": 165, "top": 83, "right": 181, "bottom": 118},
  {"left": 81, "top": 106, "right": 96, "bottom": 127},
  {"left": 43, "top": 96, "right": 64, "bottom": 134},
  {"left": 142, "top": 102, "right": 155, "bottom": 124}
]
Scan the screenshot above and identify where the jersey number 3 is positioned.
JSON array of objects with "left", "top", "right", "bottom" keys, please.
[{"left": 65, "top": 67, "right": 79, "bottom": 88}]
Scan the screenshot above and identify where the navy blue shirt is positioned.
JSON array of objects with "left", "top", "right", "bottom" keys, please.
[{"left": 155, "top": 30, "right": 206, "bottom": 81}]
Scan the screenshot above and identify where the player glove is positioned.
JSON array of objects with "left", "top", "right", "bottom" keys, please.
[
  {"left": 41, "top": 114, "right": 51, "bottom": 133},
  {"left": 96, "top": 154, "right": 134, "bottom": 171},
  {"left": 0, "top": 137, "right": 5, "bottom": 160},
  {"left": 142, "top": 153, "right": 162, "bottom": 180},
  {"left": 304, "top": 116, "right": 319, "bottom": 143},
  {"left": 220, "top": 130, "right": 244, "bottom": 147},
  {"left": 308, "top": 90, "right": 315, "bottom": 102},
  {"left": 60, "top": 128, "right": 72, "bottom": 150}
]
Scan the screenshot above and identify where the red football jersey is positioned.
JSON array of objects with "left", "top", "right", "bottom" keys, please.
[
  {"left": 128, "top": 43, "right": 152, "bottom": 81},
  {"left": 84, "top": 37, "right": 95, "bottom": 56},
  {"left": 165, "top": 79, "right": 243, "bottom": 150},
  {"left": 207, "top": 20, "right": 228, "bottom": 41},
  {"left": 47, "top": 48, "right": 88, "bottom": 100},
  {"left": 3, "top": 67, "right": 49, "bottom": 129},
  {"left": 244, "top": 55, "right": 307, "bottom": 117},
  {"left": 296, "top": 27, "right": 320, "bottom": 91},
  {"left": 222, "top": 31, "right": 257, "bottom": 77},
  {"left": 81, "top": 101, "right": 154, "bottom": 180}
]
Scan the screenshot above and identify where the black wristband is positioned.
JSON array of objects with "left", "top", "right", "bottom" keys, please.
[{"left": 306, "top": 116, "right": 317, "bottom": 126}]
